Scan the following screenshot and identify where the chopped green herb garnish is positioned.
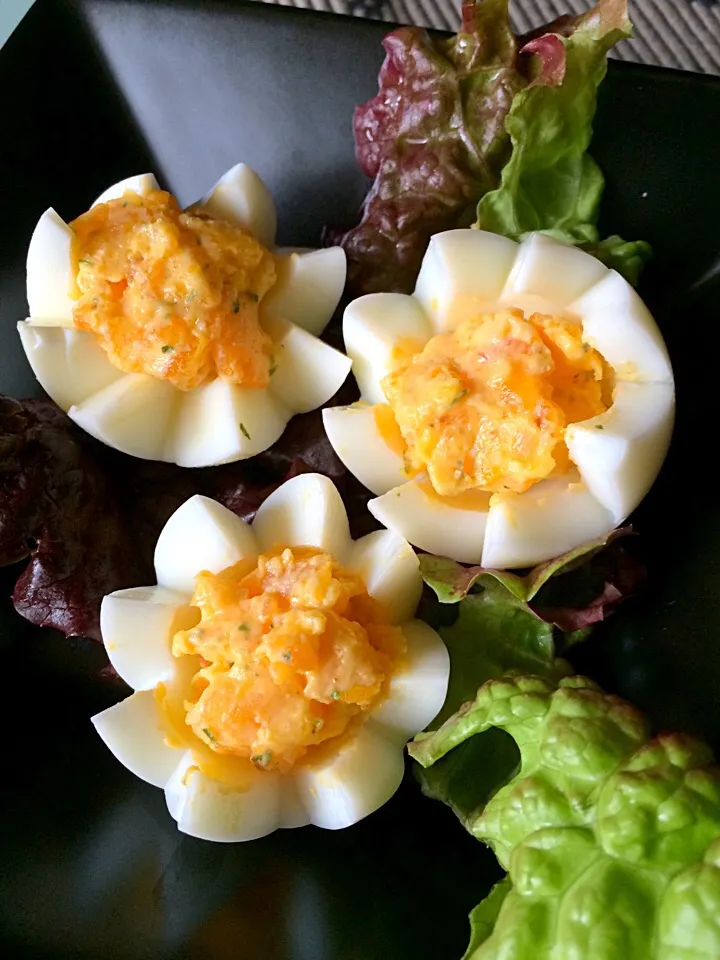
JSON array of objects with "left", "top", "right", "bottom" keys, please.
[
  {"left": 595, "top": 424, "right": 604, "bottom": 430},
  {"left": 238, "top": 623, "right": 249, "bottom": 631},
  {"left": 122, "top": 201, "right": 129, "bottom": 208},
  {"left": 78, "top": 258, "right": 93, "bottom": 266},
  {"left": 251, "top": 750, "right": 273, "bottom": 768},
  {"left": 451, "top": 388, "right": 469, "bottom": 407},
  {"left": 269, "top": 357, "right": 278, "bottom": 377},
  {"left": 248, "top": 293, "right": 259, "bottom": 303},
  {"left": 239, "top": 422, "right": 251, "bottom": 440},
  {"left": 331, "top": 690, "right": 341, "bottom": 700},
  {"left": 202, "top": 728, "right": 216, "bottom": 742},
  {"left": 231, "top": 298, "right": 240, "bottom": 314},
  {"left": 162, "top": 344, "right": 174, "bottom": 353},
  {"left": 282, "top": 651, "right": 292, "bottom": 663},
  {"left": 312, "top": 718, "right": 324, "bottom": 733},
  {"left": 185, "top": 290, "right": 197, "bottom": 304}
]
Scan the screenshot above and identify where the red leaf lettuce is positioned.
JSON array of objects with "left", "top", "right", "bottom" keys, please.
[{"left": 330, "top": 0, "right": 648, "bottom": 294}]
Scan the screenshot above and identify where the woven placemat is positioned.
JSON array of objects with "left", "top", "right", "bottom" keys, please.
[{"left": 261, "top": 0, "right": 720, "bottom": 74}]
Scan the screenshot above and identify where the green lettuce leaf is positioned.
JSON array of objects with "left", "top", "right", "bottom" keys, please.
[
  {"left": 461, "top": 880, "right": 512, "bottom": 960},
  {"left": 410, "top": 675, "right": 720, "bottom": 958},
  {"left": 477, "top": 0, "right": 651, "bottom": 283},
  {"left": 420, "top": 527, "right": 644, "bottom": 632},
  {"left": 415, "top": 530, "right": 645, "bottom": 820},
  {"left": 420, "top": 528, "right": 630, "bottom": 605},
  {"left": 415, "top": 576, "right": 569, "bottom": 823},
  {"left": 330, "top": 0, "right": 651, "bottom": 295}
]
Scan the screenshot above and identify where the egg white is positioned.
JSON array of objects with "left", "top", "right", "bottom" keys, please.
[
  {"left": 325, "top": 229, "right": 675, "bottom": 568},
  {"left": 93, "top": 173, "right": 160, "bottom": 207},
  {"left": 25, "top": 209, "right": 76, "bottom": 323},
  {"left": 18, "top": 165, "right": 350, "bottom": 466},
  {"left": 322, "top": 403, "right": 408, "bottom": 496},
  {"left": 369, "top": 476, "right": 491, "bottom": 566},
  {"left": 294, "top": 721, "right": 405, "bottom": 831},
  {"left": 164, "top": 751, "right": 283, "bottom": 843},
  {"left": 198, "top": 162, "right": 277, "bottom": 249},
  {"left": 92, "top": 691, "right": 182, "bottom": 789},
  {"left": 263, "top": 247, "right": 348, "bottom": 337},
  {"left": 343, "top": 292, "right": 431, "bottom": 406},
  {"left": 92, "top": 473, "right": 449, "bottom": 842},
  {"left": 17, "top": 324, "right": 122, "bottom": 410},
  {"left": 480, "top": 474, "right": 616, "bottom": 570}
]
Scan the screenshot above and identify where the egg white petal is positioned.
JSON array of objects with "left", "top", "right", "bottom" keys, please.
[
  {"left": 68, "top": 372, "right": 179, "bottom": 460},
  {"left": 569, "top": 270, "right": 673, "bottom": 384},
  {"left": 279, "top": 780, "right": 312, "bottom": 830},
  {"left": 26, "top": 208, "right": 75, "bottom": 324},
  {"left": 481, "top": 476, "right": 615, "bottom": 569},
  {"left": 346, "top": 529, "right": 421, "bottom": 625},
  {"left": 92, "top": 173, "right": 160, "bottom": 206},
  {"left": 566, "top": 381, "right": 675, "bottom": 524},
  {"left": 371, "top": 619, "right": 449, "bottom": 743},
  {"left": 502, "top": 232, "right": 608, "bottom": 307},
  {"left": 263, "top": 316, "right": 351, "bottom": 414},
  {"left": 294, "top": 722, "right": 404, "bottom": 830},
  {"left": 165, "top": 753, "right": 281, "bottom": 842},
  {"left": 252, "top": 473, "right": 351, "bottom": 561},
  {"left": 172, "top": 378, "right": 289, "bottom": 467},
  {"left": 100, "top": 585, "right": 194, "bottom": 690},
  {"left": 92, "top": 691, "right": 182, "bottom": 788},
  {"left": 198, "top": 163, "right": 277, "bottom": 248},
  {"left": 322, "top": 404, "right": 408, "bottom": 497},
  {"left": 262, "top": 248, "right": 347, "bottom": 337},
  {"left": 369, "top": 477, "right": 490, "bottom": 565},
  {"left": 154, "top": 494, "right": 258, "bottom": 595},
  {"left": 343, "top": 293, "right": 432, "bottom": 405},
  {"left": 414, "top": 229, "right": 519, "bottom": 333},
  {"left": 17, "top": 322, "right": 123, "bottom": 411}
]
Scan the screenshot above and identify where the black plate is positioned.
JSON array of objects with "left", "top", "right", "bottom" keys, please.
[{"left": 1, "top": 2, "right": 720, "bottom": 958}]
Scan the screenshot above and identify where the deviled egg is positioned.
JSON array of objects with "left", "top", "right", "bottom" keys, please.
[
  {"left": 91, "top": 473, "right": 449, "bottom": 842},
  {"left": 324, "top": 230, "right": 675, "bottom": 567},
  {"left": 18, "top": 165, "right": 350, "bottom": 466}
]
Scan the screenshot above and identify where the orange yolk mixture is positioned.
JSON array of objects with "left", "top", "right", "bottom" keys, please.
[
  {"left": 70, "top": 190, "right": 277, "bottom": 391},
  {"left": 171, "top": 548, "right": 405, "bottom": 774},
  {"left": 380, "top": 308, "right": 608, "bottom": 498}
]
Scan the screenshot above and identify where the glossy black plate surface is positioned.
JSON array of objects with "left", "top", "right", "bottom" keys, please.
[{"left": 1, "top": 2, "right": 719, "bottom": 957}]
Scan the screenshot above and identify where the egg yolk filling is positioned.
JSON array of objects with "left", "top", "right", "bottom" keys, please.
[
  {"left": 379, "top": 307, "right": 609, "bottom": 498},
  {"left": 170, "top": 548, "right": 405, "bottom": 774},
  {"left": 70, "top": 189, "right": 277, "bottom": 391}
]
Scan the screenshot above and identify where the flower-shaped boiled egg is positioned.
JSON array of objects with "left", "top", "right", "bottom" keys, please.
[
  {"left": 18, "top": 164, "right": 350, "bottom": 466},
  {"left": 91, "top": 473, "right": 449, "bottom": 841},
  {"left": 323, "top": 230, "right": 675, "bottom": 568}
]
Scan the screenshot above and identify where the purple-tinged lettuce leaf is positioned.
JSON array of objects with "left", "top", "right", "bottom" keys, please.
[
  {"left": 0, "top": 392, "right": 372, "bottom": 646},
  {"left": 476, "top": 0, "right": 651, "bottom": 284},
  {"left": 0, "top": 398, "right": 148, "bottom": 641},
  {"left": 329, "top": 0, "right": 650, "bottom": 297},
  {"left": 327, "top": 0, "right": 522, "bottom": 296},
  {"left": 420, "top": 527, "right": 644, "bottom": 633}
]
